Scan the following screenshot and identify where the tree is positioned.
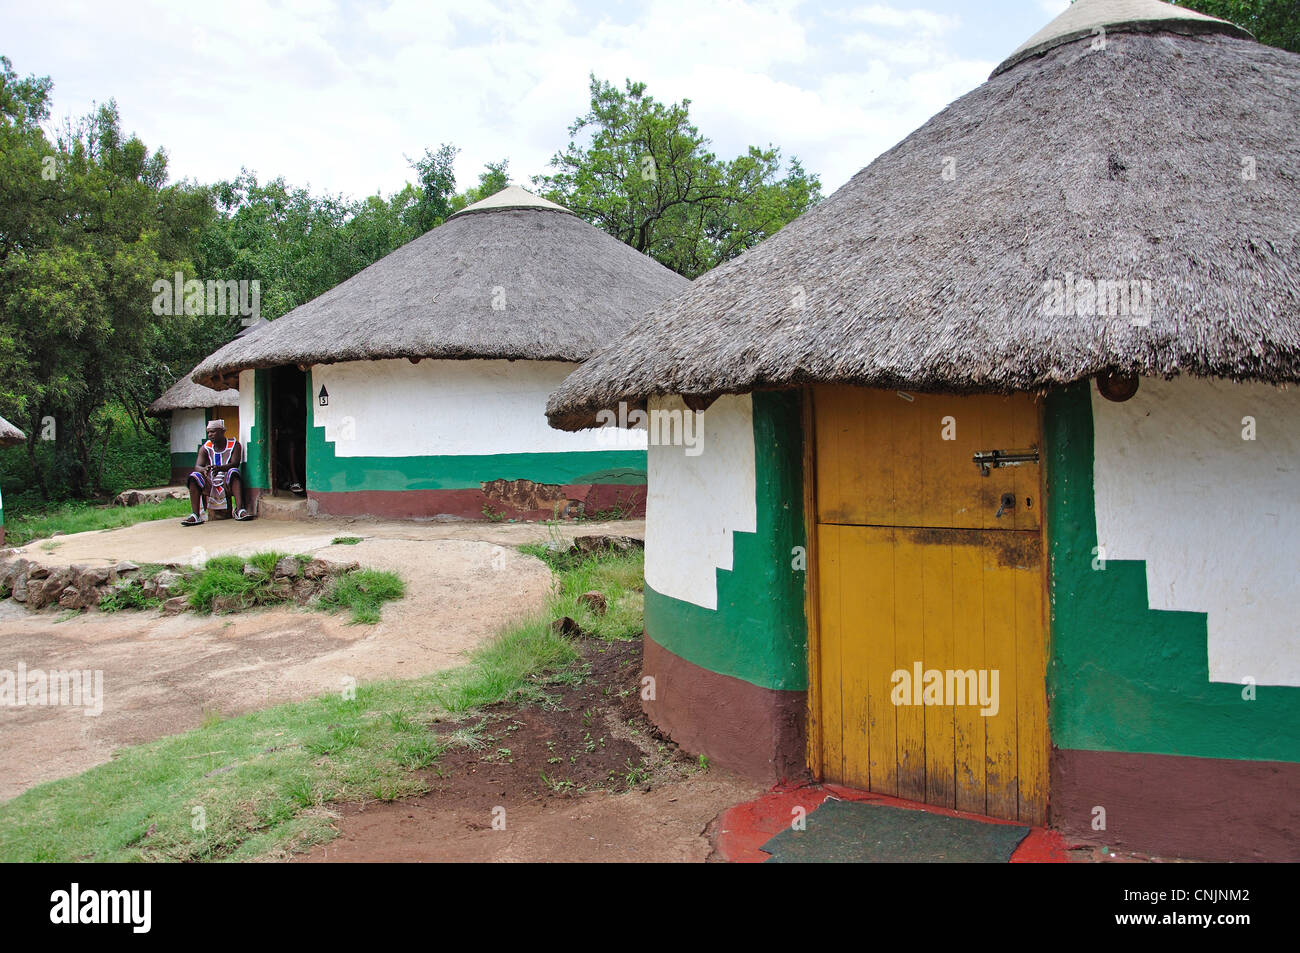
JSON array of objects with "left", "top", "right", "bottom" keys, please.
[
  {"left": 1172, "top": 0, "right": 1300, "bottom": 51},
  {"left": 0, "top": 58, "right": 211, "bottom": 498},
  {"left": 406, "top": 143, "right": 460, "bottom": 235},
  {"left": 534, "top": 76, "right": 822, "bottom": 278},
  {"left": 449, "top": 159, "right": 511, "bottom": 213}
]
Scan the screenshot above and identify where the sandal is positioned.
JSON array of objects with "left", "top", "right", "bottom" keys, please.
[
  {"left": 234, "top": 508, "right": 250, "bottom": 521},
  {"left": 181, "top": 513, "right": 202, "bottom": 526}
]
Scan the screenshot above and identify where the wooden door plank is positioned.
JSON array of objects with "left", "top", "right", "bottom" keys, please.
[
  {"left": 982, "top": 543, "right": 1020, "bottom": 821},
  {"left": 817, "top": 525, "right": 846, "bottom": 784},
  {"left": 921, "top": 533, "right": 957, "bottom": 808},
  {"left": 893, "top": 530, "right": 927, "bottom": 802},
  {"left": 952, "top": 541, "right": 988, "bottom": 815},
  {"left": 1014, "top": 542, "right": 1049, "bottom": 824}
]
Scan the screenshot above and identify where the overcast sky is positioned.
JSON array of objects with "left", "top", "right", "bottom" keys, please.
[{"left": 3, "top": 0, "right": 1072, "bottom": 200}]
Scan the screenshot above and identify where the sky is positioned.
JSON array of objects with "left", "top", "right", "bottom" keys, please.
[{"left": 1, "top": 0, "right": 1072, "bottom": 200}]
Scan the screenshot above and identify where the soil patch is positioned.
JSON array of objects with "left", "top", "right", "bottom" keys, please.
[{"left": 297, "top": 637, "right": 762, "bottom": 862}]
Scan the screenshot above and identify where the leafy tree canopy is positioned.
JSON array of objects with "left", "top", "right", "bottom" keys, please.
[{"left": 534, "top": 76, "right": 822, "bottom": 279}]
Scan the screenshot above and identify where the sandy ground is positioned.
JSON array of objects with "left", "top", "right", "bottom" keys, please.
[
  {"left": 0, "top": 515, "right": 644, "bottom": 802},
  {"left": 303, "top": 774, "right": 762, "bottom": 863}
]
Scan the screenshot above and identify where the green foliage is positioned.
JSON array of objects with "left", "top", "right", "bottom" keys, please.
[
  {"left": 98, "top": 585, "right": 163, "bottom": 613},
  {"left": 330, "top": 536, "right": 363, "bottom": 545},
  {"left": 535, "top": 76, "right": 822, "bottom": 278},
  {"left": 0, "top": 497, "right": 190, "bottom": 548},
  {"left": 0, "top": 545, "right": 642, "bottom": 861},
  {"left": 0, "top": 57, "right": 213, "bottom": 498},
  {"left": 1173, "top": 0, "right": 1300, "bottom": 51},
  {"left": 317, "top": 569, "right": 406, "bottom": 625}
]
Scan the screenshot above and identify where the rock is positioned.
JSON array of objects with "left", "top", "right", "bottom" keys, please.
[
  {"left": 139, "top": 578, "right": 158, "bottom": 599},
  {"left": 51, "top": 530, "right": 64, "bottom": 538},
  {"left": 27, "top": 565, "right": 49, "bottom": 580},
  {"left": 153, "top": 571, "right": 183, "bottom": 597},
  {"left": 113, "top": 561, "right": 139, "bottom": 577},
  {"left": 77, "top": 566, "right": 112, "bottom": 588},
  {"left": 571, "top": 535, "right": 644, "bottom": 555},
  {"left": 550, "top": 616, "right": 583, "bottom": 638},
  {"left": 271, "top": 580, "right": 296, "bottom": 601},
  {"left": 40, "top": 567, "right": 77, "bottom": 602},
  {"left": 302, "top": 558, "right": 333, "bottom": 580},
  {"left": 161, "top": 595, "right": 190, "bottom": 615},
  {"left": 578, "top": 590, "right": 608, "bottom": 615},
  {"left": 0, "top": 558, "right": 29, "bottom": 590},
  {"left": 211, "top": 594, "right": 244, "bottom": 614},
  {"left": 242, "top": 564, "right": 267, "bottom": 580},
  {"left": 11, "top": 573, "right": 28, "bottom": 603},
  {"left": 58, "top": 586, "right": 85, "bottom": 610},
  {"left": 273, "top": 556, "right": 301, "bottom": 579},
  {"left": 290, "top": 578, "right": 321, "bottom": 602},
  {"left": 330, "top": 561, "right": 360, "bottom": 576}
]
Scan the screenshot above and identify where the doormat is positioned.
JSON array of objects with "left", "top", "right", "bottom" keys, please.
[{"left": 761, "top": 797, "right": 1030, "bottom": 863}]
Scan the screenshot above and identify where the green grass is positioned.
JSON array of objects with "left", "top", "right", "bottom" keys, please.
[
  {"left": 330, "top": 536, "right": 363, "bottom": 546},
  {"left": 0, "top": 546, "right": 644, "bottom": 862},
  {"left": 2, "top": 498, "right": 193, "bottom": 548},
  {"left": 317, "top": 570, "right": 407, "bottom": 625}
]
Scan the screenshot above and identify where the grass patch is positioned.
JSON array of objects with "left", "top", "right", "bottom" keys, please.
[
  {"left": 330, "top": 536, "right": 363, "bottom": 546},
  {"left": 317, "top": 570, "right": 406, "bottom": 625},
  {"left": 3, "top": 498, "right": 192, "bottom": 548},
  {"left": 0, "top": 546, "right": 644, "bottom": 862}
]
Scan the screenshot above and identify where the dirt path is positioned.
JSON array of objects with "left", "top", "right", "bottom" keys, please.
[
  {"left": 296, "top": 638, "right": 762, "bottom": 862},
  {"left": 0, "top": 516, "right": 643, "bottom": 802}
]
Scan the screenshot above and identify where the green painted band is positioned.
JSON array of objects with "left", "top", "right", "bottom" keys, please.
[
  {"left": 1045, "top": 382, "right": 1299, "bottom": 762},
  {"left": 643, "top": 391, "right": 808, "bottom": 691}
]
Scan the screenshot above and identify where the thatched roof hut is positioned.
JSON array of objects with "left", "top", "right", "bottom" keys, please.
[
  {"left": 147, "top": 375, "right": 238, "bottom": 416},
  {"left": 192, "top": 186, "right": 689, "bottom": 389},
  {"left": 547, "top": 0, "right": 1300, "bottom": 430},
  {"left": 0, "top": 415, "right": 23, "bottom": 448}
]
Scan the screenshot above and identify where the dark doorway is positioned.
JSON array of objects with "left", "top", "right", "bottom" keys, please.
[{"left": 269, "top": 366, "right": 307, "bottom": 496}]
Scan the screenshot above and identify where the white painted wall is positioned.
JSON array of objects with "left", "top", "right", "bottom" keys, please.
[
  {"left": 1092, "top": 378, "right": 1300, "bottom": 687},
  {"left": 170, "top": 408, "right": 207, "bottom": 455},
  {"left": 237, "top": 370, "right": 256, "bottom": 450},
  {"left": 310, "top": 358, "right": 646, "bottom": 457},
  {"left": 644, "top": 394, "right": 756, "bottom": 610}
]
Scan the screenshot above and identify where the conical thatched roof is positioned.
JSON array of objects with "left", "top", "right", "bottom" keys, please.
[
  {"left": 547, "top": 0, "right": 1300, "bottom": 430},
  {"left": 147, "top": 372, "right": 238, "bottom": 415},
  {"left": 192, "top": 187, "right": 689, "bottom": 389},
  {"left": 0, "top": 415, "right": 24, "bottom": 448}
]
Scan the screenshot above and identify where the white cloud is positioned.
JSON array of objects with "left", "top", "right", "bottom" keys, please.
[{"left": 3, "top": 0, "right": 1040, "bottom": 200}]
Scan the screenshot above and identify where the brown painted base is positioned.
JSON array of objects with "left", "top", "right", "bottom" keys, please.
[
  {"left": 642, "top": 634, "right": 808, "bottom": 784},
  {"left": 1052, "top": 747, "right": 1300, "bottom": 862},
  {"left": 169, "top": 466, "right": 192, "bottom": 486},
  {"left": 308, "top": 484, "right": 647, "bottom": 522}
]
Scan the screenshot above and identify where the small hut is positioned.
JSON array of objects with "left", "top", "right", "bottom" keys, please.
[
  {"left": 0, "top": 415, "right": 26, "bottom": 546},
  {"left": 192, "top": 186, "right": 688, "bottom": 519},
  {"left": 547, "top": 0, "right": 1299, "bottom": 861},
  {"left": 148, "top": 371, "right": 241, "bottom": 485}
]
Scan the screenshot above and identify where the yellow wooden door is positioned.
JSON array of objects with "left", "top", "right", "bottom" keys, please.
[{"left": 811, "top": 386, "right": 1048, "bottom": 824}]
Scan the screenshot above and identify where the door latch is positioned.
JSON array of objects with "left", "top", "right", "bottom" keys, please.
[
  {"left": 995, "top": 492, "right": 1016, "bottom": 519},
  {"left": 973, "top": 447, "right": 1040, "bottom": 477}
]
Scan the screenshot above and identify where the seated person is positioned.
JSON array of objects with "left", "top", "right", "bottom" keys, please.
[{"left": 182, "top": 419, "right": 249, "bottom": 524}]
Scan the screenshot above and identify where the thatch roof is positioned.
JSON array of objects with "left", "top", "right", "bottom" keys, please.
[
  {"left": 148, "top": 372, "right": 238, "bottom": 415},
  {"left": 192, "top": 186, "right": 690, "bottom": 389},
  {"left": 0, "top": 415, "right": 24, "bottom": 448},
  {"left": 547, "top": 0, "right": 1300, "bottom": 430}
]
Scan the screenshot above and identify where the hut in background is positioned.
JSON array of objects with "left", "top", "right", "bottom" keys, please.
[
  {"left": 548, "top": 0, "right": 1299, "bottom": 861},
  {"left": 0, "top": 415, "right": 26, "bottom": 546},
  {"left": 148, "top": 372, "right": 240, "bottom": 485},
  {"left": 193, "top": 186, "right": 688, "bottom": 520},
  {"left": 148, "top": 319, "right": 267, "bottom": 484}
]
